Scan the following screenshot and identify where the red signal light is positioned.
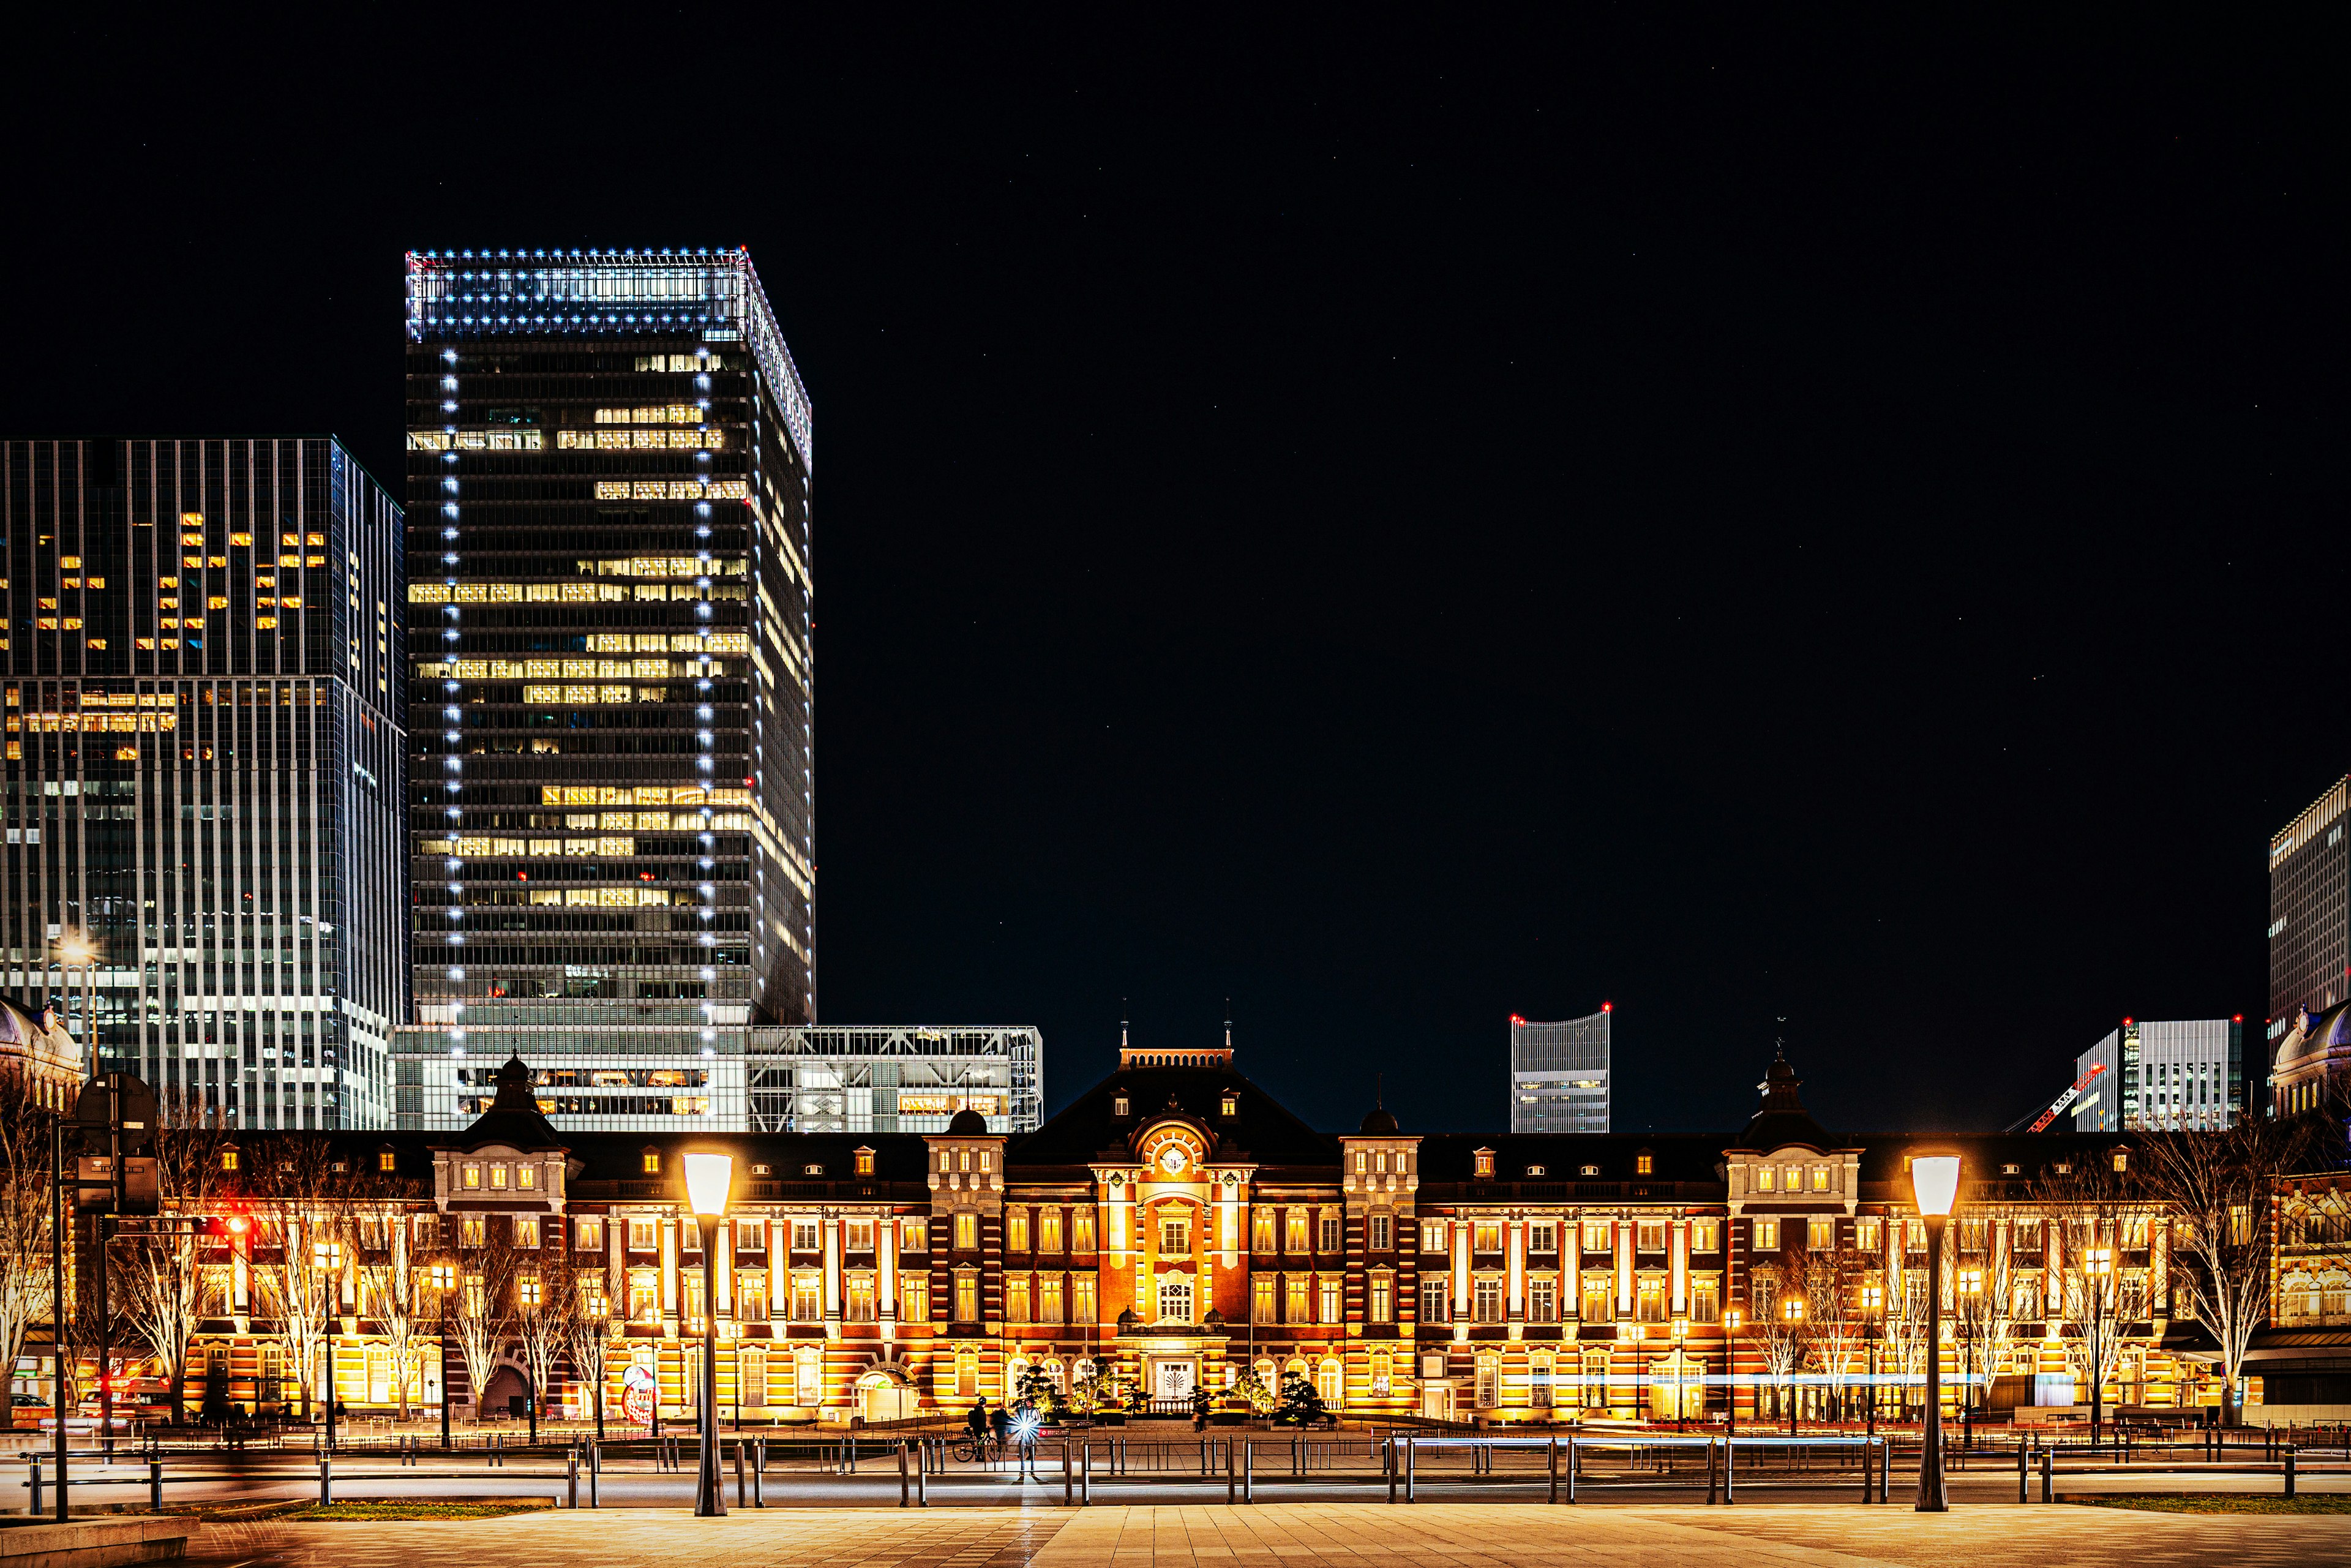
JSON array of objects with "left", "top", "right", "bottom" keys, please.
[
  {"left": 1601, "top": 1002, "right": 1613, "bottom": 1013},
  {"left": 2121, "top": 1017, "right": 2133, "bottom": 1026},
  {"left": 225, "top": 1215, "right": 249, "bottom": 1236}
]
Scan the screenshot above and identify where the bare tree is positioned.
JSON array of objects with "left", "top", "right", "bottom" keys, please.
[
  {"left": 510, "top": 1228, "right": 577, "bottom": 1441},
  {"left": 2037, "top": 1157, "right": 2138, "bottom": 1447},
  {"left": 119, "top": 1094, "right": 227, "bottom": 1423},
  {"left": 1797, "top": 1243, "right": 1872, "bottom": 1423},
  {"left": 1750, "top": 1267, "right": 1807, "bottom": 1428},
  {"left": 242, "top": 1135, "right": 356, "bottom": 1419},
  {"left": 0, "top": 1075, "right": 60, "bottom": 1405},
  {"left": 563, "top": 1234, "right": 618, "bottom": 1443},
  {"left": 2140, "top": 1117, "right": 2319, "bottom": 1428},
  {"left": 1949, "top": 1206, "right": 2017, "bottom": 1419},
  {"left": 350, "top": 1165, "right": 430, "bottom": 1421},
  {"left": 443, "top": 1215, "right": 521, "bottom": 1424}
]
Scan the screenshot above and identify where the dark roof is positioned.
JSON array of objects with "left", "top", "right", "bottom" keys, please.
[
  {"left": 2278, "top": 999, "right": 2351, "bottom": 1069},
  {"left": 1011, "top": 1062, "right": 1338, "bottom": 1169},
  {"left": 557, "top": 1130, "right": 934, "bottom": 1185},
  {"left": 1359, "top": 1106, "right": 1401, "bottom": 1135},
  {"left": 1416, "top": 1133, "right": 1724, "bottom": 1185},
  {"left": 947, "top": 1108, "right": 989, "bottom": 1135},
  {"left": 441, "top": 1056, "right": 567, "bottom": 1153},
  {"left": 1729, "top": 1052, "right": 1845, "bottom": 1152}
]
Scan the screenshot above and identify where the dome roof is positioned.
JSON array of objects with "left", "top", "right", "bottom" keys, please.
[
  {"left": 0, "top": 994, "right": 72, "bottom": 1062},
  {"left": 2277, "top": 1000, "right": 2351, "bottom": 1069},
  {"left": 1729, "top": 1049, "right": 1841, "bottom": 1153},
  {"left": 947, "top": 1107, "right": 989, "bottom": 1135},
  {"left": 0, "top": 996, "right": 40, "bottom": 1047},
  {"left": 1359, "top": 1106, "right": 1400, "bottom": 1135}
]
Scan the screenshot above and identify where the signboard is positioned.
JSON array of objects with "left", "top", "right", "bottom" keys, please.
[{"left": 621, "top": 1362, "right": 659, "bottom": 1425}]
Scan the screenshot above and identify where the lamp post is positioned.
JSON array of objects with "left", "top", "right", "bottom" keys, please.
[
  {"left": 1909, "top": 1154, "right": 1961, "bottom": 1513},
  {"left": 683, "top": 1152, "right": 732, "bottom": 1517},
  {"left": 1956, "top": 1266, "right": 1982, "bottom": 1451},
  {"left": 2083, "top": 1245, "right": 2113, "bottom": 1452},
  {"left": 1862, "top": 1283, "right": 1883, "bottom": 1442},
  {"left": 588, "top": 1294, "right": 609, "bottom": 1447},
  {"left": 1724, "top": 1306, "right": 1742, "bottom": 1438},
  {"left": 431, "top": 1264, "right": 455, "bottom": 1450},
  {"left": 1782, "top": 1296, "right": 1805, "bottom": 1435}
]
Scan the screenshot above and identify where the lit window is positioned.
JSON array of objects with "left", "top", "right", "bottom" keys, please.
[
  {"left": 1635, "top": 1152, "right": 1654, "bottom": 1176},
  {"left": 642, "top": 1151, "right": 661, "bottom": 1174}
]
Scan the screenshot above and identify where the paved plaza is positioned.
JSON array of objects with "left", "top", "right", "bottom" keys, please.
[{"left": 171, "top": 1501, "right": 2351, "bottom": 1567}]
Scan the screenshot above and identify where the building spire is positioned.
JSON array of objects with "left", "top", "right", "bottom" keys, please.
[
  {"left": 1224, "top": 999, "right": 1232, "bottom": 1052},
  {"left": 1120, "top": 1002, "right": 1128, "bottom": 1051}
]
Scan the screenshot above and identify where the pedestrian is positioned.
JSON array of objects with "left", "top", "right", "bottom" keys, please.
[{"left": 990, "top": 1401, "right": 1010, "bottom": 1456}]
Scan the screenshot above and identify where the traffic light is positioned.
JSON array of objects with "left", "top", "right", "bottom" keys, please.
[{"left": 205, "top": 1209, "right": 253, "bottom": 1241}]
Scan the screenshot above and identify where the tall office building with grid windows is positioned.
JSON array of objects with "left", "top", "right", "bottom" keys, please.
[
  {"left": 1509, "top": 1007, "right": 1611, "bottom": 1133},
  {"left": 392, "top": 249, "right": 816, "bottom": 1129},
  {"left": 2, "top": 437, "right": 407, "bottom": 1128},
  {"left": 2270, "top": 776, "right": 2349, "bottom": 1059}
]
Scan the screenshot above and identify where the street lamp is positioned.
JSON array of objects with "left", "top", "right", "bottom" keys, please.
[
  {"left": 430, "top": 1262, "right": 456, "bottom": 1450},
  {"left": 1956, "top": 1266, "right": 1984, "bottom": 1449},
  {"left": 683, "top": 1151, "right": 732, "bottom": 1517},
  {"left": 1781, "top": 1296, "right": 1805, "bottom": 1435},
  {"left": 1861, "top": 1282, "right": 1883, "bottom": 1441},
  {"left": 2083, "top": 1245, "right": 2113, "bottom": 1451},
  {"left": 55, "top": 931, "right": 99, "bottom": 1080},
  {"left": 587, "top": 1292, "right": 610, "bottom": 1447},
  {"left": 1910, "top": 1153, "right": 1962, "bottom": 1513},
  {"left": 1725, "top": 1305, "right": 1743, "bottom": 1439}
]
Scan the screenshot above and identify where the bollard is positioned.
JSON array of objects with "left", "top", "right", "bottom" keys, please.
[
  {"left": 319, "top": 1456, "right": 331, "bottom": 1506},
  {"left": 28, "top": 1455, "right": 40, "bottom": 1517},
  {"left": 914, "top": 1439, "right": 925, "bottom": 1507},
  {"left": 1859, "top": 1439, "right": 1871, "bottom": 1504},
  {"left": 1550, "top": 1436, "right": 1560, "bottom": 1504},
  {"left": 1226, "top": 1436, "right": 1236, "bottom": 1504},
  {"left": 1063, "top": 1441, "right": 1073, "bottom": 1507},
  {"left": 900, "top": 1439, "right": 911, "bottom": 1507},
  {"left": 151, "top": 1457, "right": 162, "bottom": 1513},
  {"left": 2040, "top": 1444, "right": 2053, "bottom": 1504},
  {"left": 1387, "top": 1438, "right": 1398, "bottom": 1504},
  {"left": 1406, "top": 1436, "right": 1416, "bottom": 1503},
  {"left": 568, "top": 1447, "right": 579, "bottom": 1510},
  {"left": 1723, "top": 1436, "right": 1734, "bottom": 1505},
  {"left": 1081, "top": 1438, "right": 1090, "bottom": 1506},
  {"left": 2017, "top": 1440, "right": 2028, "bottom": 1504},
  {"left": 754, "top": 1439, "right": 765, "bottom": 1507},
  {"left": 590, "top": 1442, "right": 599, "bottom": 1509},
  {"left": 1243, "top": 1440, "right": 1253, "bottom": 1504},
  {"left": 1706, "top": 1439, "right": 1719, "bottom": 1506},
  {"left": 2285, "top": 1445, "right": 2297, "bottom": 1499}
]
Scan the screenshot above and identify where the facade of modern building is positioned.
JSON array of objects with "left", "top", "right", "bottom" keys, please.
[
  {"left": 1509, "top": 1008, "right": 1610, "bottom": 1133},
  {"left": 2, "top": 437, "right": 406, "bottom": 1128},
  {"left": 2268, "top": 776, "right": 2349, "bottom": 1060},
  {"left": 398, "top": 247, "right": 817, "bottom": 1123},
  {"left": 388, "top": 1021, "right": 1043, "bottom": 1135},
  {"left": 91, "top": 1035, "right": 2328, "bottom": 1430},
  {"left": 2069, "top": 1018, "right": 2245, "bottom": 1133}
]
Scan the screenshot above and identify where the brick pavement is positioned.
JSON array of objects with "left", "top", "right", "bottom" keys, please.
[{"left": 170, "top": 1501, "right": 2351, "bottom": 1567}]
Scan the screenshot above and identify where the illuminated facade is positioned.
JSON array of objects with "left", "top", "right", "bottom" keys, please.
[
  {"left": 1, "top": 437, "right": 407, "bottom": 1127},
  {"left": 152, "top": 1040, "right": 2257, "bottom": 1427},
  {"left": 2070, "top": 1018, "right": 2245, "bottom": 1133},
  {"left": 1510, "top": 1008, "right": 1611, "bottom": 1133},
  {"left": 399, "top": 248, "right": 817, "bottom": 1125}
]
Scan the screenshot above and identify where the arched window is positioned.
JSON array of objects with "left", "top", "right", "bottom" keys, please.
[
  {"left": 1007, "top": 1356, "right": 1031, "bottom": 1400},
  {"left": 795, "top": 1344, "right": 822, "bottom": 1406},
  {"left": 1316, "top": 1357, "right": 1343, "bottom": 1408},
  {"left": 1158, "top": 1274, "right": 1193, "bottom": 1324},
  {"left": 1370, "top": 1352, "right": 1392, "bottom": 1397},
  {"left": 955, "top": 1349, "right": 978, "bottom": 1399},
  {"left": 1529, "top": 1351, "right": 1554, "bottom": 1410},
  {"left": 1474, "top": 1352, "right": 1500, "bottom": 1409},
  {"left": 738, "top": 1345, "right": 767, "bottom": 1408}
]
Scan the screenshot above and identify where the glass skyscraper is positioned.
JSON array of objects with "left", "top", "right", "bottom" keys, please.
[
  {"left": 394, "top": 248, "right": 816, "bottom": 1127},
  {"left": 2269, "top": 776, "right": 2348, "bottom": 1055},
  {"left": 2, "top": 437, "right": 407, "bottom": 1128}
]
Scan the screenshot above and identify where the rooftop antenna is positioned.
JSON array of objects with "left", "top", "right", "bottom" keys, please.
[
  {"left": 1376, "top": 1071, "right": 1384, "bottom": 1111},
  {"left": 1224, "top": 999, "right": 1232, "bottom": 1052},
  {"left": 1120, "top": 1002, "right": 1129, "bottom": 1051}
]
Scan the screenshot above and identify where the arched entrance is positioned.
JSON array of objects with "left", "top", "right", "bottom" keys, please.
[
  {"left": 479, "top": 1364, "right": 530, "bottom": 1420},
  {"left": 857, "top": 1366, "right": 916, "bottom": 1424}
]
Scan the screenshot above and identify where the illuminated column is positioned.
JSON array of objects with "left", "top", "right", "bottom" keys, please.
[
  {"left": 879, "top": 1215, "right": 897, "bottom": 1341},
  {"left": 1671, "top": 1220, "right": 1687, "bottom": 1315},
  {"left": 662, "top": 1218, "right": 678, "bottom": 1316},
  {"left": 1221, "top": 1177, "right": 1240, "bottom": 1266},
  {"left": 715, "top": 1225, "right": 732, "bottom": 1313},
  {"left": 1507, "top": 1220, "right": 1524, "bottom": 1316},
  {"left": 1452, "top": 1221, "right": 1469, "bottom": 1317},
  {"left": 768, "top": 1214, "right": 786, "bottom": 1329},
  {"left": 1616, "top": 1219, "right": 1632, "bottom": 1318},
  {"left": 824, "top": 1215, "right": 842, "bottom": 1339}
]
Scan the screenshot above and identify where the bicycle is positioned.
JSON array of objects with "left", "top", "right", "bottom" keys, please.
[{"left": 952, "top": 1433, "right": 1000, "bottom": 1464}]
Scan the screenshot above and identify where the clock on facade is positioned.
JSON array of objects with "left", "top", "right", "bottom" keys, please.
[{"left": 1158, "top": 1146, "right": 1188, "bottom": 1175}]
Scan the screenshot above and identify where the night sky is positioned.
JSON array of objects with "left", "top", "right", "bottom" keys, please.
[{"left": 4, "top": 14, "right": 2342, "bottom": 1137}]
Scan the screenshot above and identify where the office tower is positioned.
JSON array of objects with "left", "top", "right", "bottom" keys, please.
[
  {"left": 2270, "top": 777, "right": 2349, "bottom": 1057},
  {"left": 2, "top": 437, "right": 406, "bottom": 1128},
  {"left": 1509, "top": 1007, "right": 1610, "bottom": 1132},
  {"left": 2069, "top": 1017, "right": 2244, "bottom": 1133},
  {"left": 395, "top": 248, "right": 816, "bottom": 1127}
]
